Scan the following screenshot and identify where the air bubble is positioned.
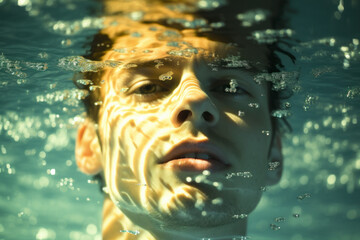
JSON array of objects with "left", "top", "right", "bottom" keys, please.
[
  {"left": 293, "top": 213, "right": 300, "bottom": 218},
  {"left": 248, "top": 103, "right": 259, "bottom": 108},
  {"left": 297, "top": 193, "right": 311, "bottom": 200},
  {"left": 202, "top": 170, "right": 210, "bottom": 176},
  {"left": 261, "top": 130, "right": 270, "bottom": 136},
  {"left": 233, "top": 214, "right": 248, "bottom": 219},
  {"left": 270, "top": 224, "right": 280, "bottom": 230},
  {"left": 159, "top": 71, "right": 173, "bottom": 81},
  {"left": 268, "top": 161, "right": 280, "bottom": 170},
  {"left": 76, "top": 79, "right": 93, "bottom": 86},
  {"left": 238, "top": 111, "right": 245, "bottom": 117},
  {"left": 211, "top": 198, "right": 223, "bottom": 205},
  {"left": 275, "top": 217, "right": 285, "bottom": 222},
  {"left": 120, "top": 230, "right": 140, "bottom": 235}
]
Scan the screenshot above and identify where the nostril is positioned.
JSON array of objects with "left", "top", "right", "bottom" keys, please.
[
  {"left": 177, "top": 110, "right": 192, "bottom": 123},
  {"left": 202, "top": 111, "right": 214, "bottom": 122}
]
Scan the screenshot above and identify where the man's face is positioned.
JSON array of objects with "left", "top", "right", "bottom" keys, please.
[{"left": 95, "top": 25, "right": 274, "bottom": 228}]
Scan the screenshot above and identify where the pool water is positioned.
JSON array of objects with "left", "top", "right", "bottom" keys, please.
[{"left": 0, "top": 0, "right": 359, "bottom": 239}]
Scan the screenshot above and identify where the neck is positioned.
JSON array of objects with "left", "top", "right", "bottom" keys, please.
[{"left": 102, "top": 196, "right": 248, "bottom": 240}]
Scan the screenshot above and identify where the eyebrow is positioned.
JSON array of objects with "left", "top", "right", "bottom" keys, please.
[{"left": 117, "top": 57, "right": 184, "bottom": 86}]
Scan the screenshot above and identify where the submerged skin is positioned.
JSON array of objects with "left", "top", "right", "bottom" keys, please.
[{"left": 76, "top": 2, "right": 283, "bottom": 240}]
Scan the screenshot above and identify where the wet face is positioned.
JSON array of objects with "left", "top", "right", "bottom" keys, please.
[{"left": 90, "top": 26, "right": 276, "bottom": 229}]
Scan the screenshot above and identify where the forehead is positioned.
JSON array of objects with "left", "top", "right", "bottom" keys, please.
[{"left": 99, "top": 20, "right": 271, "bottom": 70}]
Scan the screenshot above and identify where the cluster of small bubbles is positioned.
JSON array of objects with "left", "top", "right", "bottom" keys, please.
[
  {"left": 268, "top": 161, "right": 280, "bottom": 171},
  {"left": 89, "top": 85, "right": 101, "bottom": 91},
  {"left": 76, "top": 79, "right": 93, "bottom": 86},
  {"left": 254, "top": 71, "right": 299, "bottom": 92},
  {"left": 259, "top": 186, "right": 268, "bottom": 192},
  {"left": 36, "top": 89, "right": 89, "bottom": 105},
  {"left": 225, "top": 79, "right": 239, "bottom": 93},
  {"left": 57, "top": 177, "right": 75, "bottom": 191},
  {"left": 238, "top": 111, "right": 245, "bottom": 117},
  {"left": 0, "top": 53, "right": 27, "bottom": 78},
  {"left": 303, "top": 94, "right": 319, "bottom": 111},
  {"left": 210, "top": 22, "right": 225, "bottom": 28},
  {"left": 49, "top": 17, "right": 104, "bottom": 35},
  {"left": 236, "top": 9, "right": 270, "bottom": 27},
  {"left": 311, "top": 66, "right": 335, "bottom": 78},
  {"left": 269, "top": 223, "right": 281, "bottom": 230},
  {"left": 297, "top": 193, "right": 311, "bottom": 200},
  {"left": 301, "top": 37, "right": 337, "bottom": 49},
  {"left": 232, "top": 213, "right": 248, "bottom": 219},
  {"left": 166, "top": 17, "right": 208, "bottom": 29},
  {"left": 275, "top": 217, "right": 286, "bottom": 222},
  {"left": 226, "top": 171, "right": 253, "bottom": 179},
  {"left": 87, "top": 179, "right": 98, "bottom": 184},
  {"left": 261, "top": 130, "right": 270, "bottom": 136},
  {"left": 271, "top": 109, "right": 291, "bottom": 118},
  {"left": 154, "top": 59, "right": 164, "bottom": 69},
  {"left": 58, "top": 56, "right": 122, "bottom": 72},
  {"left": 120, "top": 230, "right": 140, "bottom": 235},
  {"left": 250, "top": 29, "right": 294, "bottom": 44},
  {"left": 38, "top": 52, "right": 48, "bottom": 59},
  {"left": 0, "top": 112, "right": 47, "bottom": 141},
  {"left": 61, "top": 39, "right": 72, "bottom": 47},
  {"left": 0, "top": 163, "right": 16, "bottom": 175},
  {"left": 24, "top": 62, "right": 48, "bottom": 71},
  {"left": 159, "top": 71, "right": 173, "bottom": 81},
  {"left": 218, "top": 55, "right": 251, "bottom": 69},
  {"left": 197, "top": 0, "right": 227, "bottom": 10},
  {"left": 334, "top": 0, "right": 345, "bottom": 20},
  {"left": 248, "top": 103, "right": 259, "bottom": 108},
  {"left": 345, "top": 87, "right": 360, "bottom": 99},
  {"left": 167, "top": 48, "right": 199, "bottom": 57}
]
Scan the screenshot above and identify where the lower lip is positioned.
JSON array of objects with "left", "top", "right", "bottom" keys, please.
[{"left": 161, "top": 158, "right": 229, "bottom": 171}]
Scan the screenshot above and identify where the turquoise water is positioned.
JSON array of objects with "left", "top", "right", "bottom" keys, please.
[{"left": 0, "top": 0, "right": 359, "bottom": 239}]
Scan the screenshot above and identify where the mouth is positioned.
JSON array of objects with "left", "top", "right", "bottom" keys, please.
[{"left": 159, "top": 140, "right": 231, "bottom": 172}]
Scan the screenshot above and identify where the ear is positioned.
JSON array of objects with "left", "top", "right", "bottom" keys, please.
[
  {"left": 266, "top": 132, "right": 283, "bottom": 186},
  {"left": 75, "top": 118, "right": 103, "bottom": 175}
]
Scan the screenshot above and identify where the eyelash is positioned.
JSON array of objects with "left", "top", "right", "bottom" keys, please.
[
  {"left": 129, "top": 79, "right": 249, "bottom": 102},
  {"left": 130, "top": 81, "right": 169, "bottom": 101}
]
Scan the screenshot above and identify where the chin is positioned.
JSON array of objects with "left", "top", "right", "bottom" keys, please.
[{"left": 147, "top": 184, "right": 255, "bottom": 228}]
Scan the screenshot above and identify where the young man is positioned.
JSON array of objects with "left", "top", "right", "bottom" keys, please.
[{"left": 75, "top": 0, "right": 289, "bottom": 239}]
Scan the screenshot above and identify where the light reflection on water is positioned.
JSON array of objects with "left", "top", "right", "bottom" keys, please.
[{"left": 0, "top": 0, "right": 359, "bottom": 239}]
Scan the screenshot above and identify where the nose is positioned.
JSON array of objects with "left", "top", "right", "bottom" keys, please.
[{"left": 170, "top": 79, "right": 219, "bottom": 128}]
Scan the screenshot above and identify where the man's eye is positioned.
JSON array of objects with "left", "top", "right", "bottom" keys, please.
[{"left": 134, "top": 83, "right": 166, "bottom": 95}]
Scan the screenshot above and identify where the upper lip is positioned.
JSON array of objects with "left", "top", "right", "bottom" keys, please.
[{"left": 159, "top": 139, "right": 230, "bottom": 165}]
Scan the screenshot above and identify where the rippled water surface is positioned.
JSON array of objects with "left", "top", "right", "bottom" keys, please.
[{"left": 0, "top": 0, "right": 359, "bottom": 239}]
